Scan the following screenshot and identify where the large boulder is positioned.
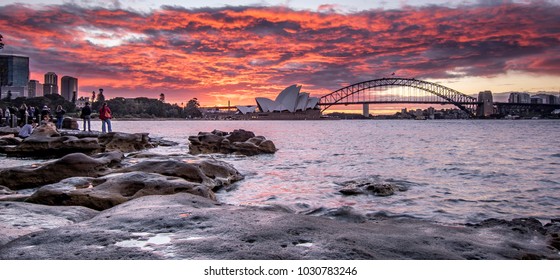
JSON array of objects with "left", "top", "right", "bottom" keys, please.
[
  {"left": 25, "top": 171, "right": 216, "bottom": 210},
  {"left": 0, "top": 201, "right": 98, "bottom": 246},
  {"left": 189, "top": 129, "right": 277, "bottom": 156},
  {"left": 117, "top": 159, "right": 243, "bottom": 190},
  {"left": 0, "top": 151, "right": 123, "bottom": 190}
]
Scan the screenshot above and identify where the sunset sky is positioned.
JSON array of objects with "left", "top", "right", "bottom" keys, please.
[{"left": 1, "top": 0, "right": 559, "bottom": 111}]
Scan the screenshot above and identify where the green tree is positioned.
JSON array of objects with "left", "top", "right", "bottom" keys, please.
[
  {"left": 186, "top": 98, "right": 200, "bottom": 108},
  {"left": 97, "top": 88, "right": 105, "bottom": 103},
  {"left": 184, "top": 98, "right": 202, "bottom": 118}
]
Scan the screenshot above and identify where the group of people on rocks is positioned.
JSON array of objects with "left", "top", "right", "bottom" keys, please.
[
  {"left": 80, "top": 102, "right": 112, "bottom": 133},
  {"left": 0, "top": 100, "right": 113, "bottom": 138},
  {"left": 0, "top": 104, "right": 63, "bottom": 130}
]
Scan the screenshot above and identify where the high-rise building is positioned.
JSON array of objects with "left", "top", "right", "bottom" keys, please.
[
  {"left": 61, "top": 76, "right": 78, "bottom": 101},
  {"left": 28, "top": 80, "right": 43, "bottom": 97},
  {"left": 43, "top": 72, "right": 58, "bottom": 95},
  {"left": 508, "top": 92, "right": 531, "bottom": 103},
  {"left": 0, "top": 54, "right": 30, "bottom": 98},
  {"left": 532, "top": 94, "right": 556, "bottom": 104}
]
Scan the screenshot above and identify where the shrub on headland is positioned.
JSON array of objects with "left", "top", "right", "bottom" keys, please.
[{"left": 95, "top": 97, "right": 187, "bottom": 119}]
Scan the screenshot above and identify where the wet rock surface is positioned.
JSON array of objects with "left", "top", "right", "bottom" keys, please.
[
  {"left": 116, "top": 159, "right": 243, "bottom": 190},
  {"left": 26, "top": 171, "right": 216, "bottom": 210},
  {"left": 0, "top": 201, "right": 98, "bottom": 246},
  {"left": 0, "top": 193, "right": 558, "bottom": 260},
  {"left": 0, "top": 151, "right": 123, "bottom": 190},
  {"left": 189, "top": 129, "right": 277, "bottom": 156},
  {"left": 338, "top": 178, "right": 408, "bottom": 196},
  {"left": 1, "top": 130, "right": 559, "bottom": 260}
]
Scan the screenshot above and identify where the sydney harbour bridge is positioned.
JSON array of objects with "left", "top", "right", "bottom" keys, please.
[
  {"left": 318, "top": 78, "right": 483, "bottom": 117},
  {"left": 317, "top": 77, "right": 559, "bottom": 117}
]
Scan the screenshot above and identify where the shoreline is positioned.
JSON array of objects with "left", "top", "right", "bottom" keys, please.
[{"left": 0, "top": 128, "right": 559, "bottom": 259}]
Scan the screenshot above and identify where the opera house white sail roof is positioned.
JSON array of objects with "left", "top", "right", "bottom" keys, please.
[
  {"left": 236, "top": 105, "right": 257, "bottom": 114},
  {"left": 255, "top": 85, "right": 320, "bottom": 113}
]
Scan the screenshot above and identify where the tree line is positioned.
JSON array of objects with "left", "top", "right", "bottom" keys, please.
[
  {"left": 1, "top": 94, "right": 202, "bottom": 119},
  {"left": 1, "top": 94, "right": 76, "bottom": 114},
  {"left": 98, "top": 97, "right": 201, "bottom": 119}
]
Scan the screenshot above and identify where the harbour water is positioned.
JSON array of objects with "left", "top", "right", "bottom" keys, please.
[{"left": 3, "top": 119, "right": 560, "bottom": 224}]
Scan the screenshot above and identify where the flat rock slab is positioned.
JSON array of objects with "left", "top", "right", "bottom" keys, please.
[
  {"left": 1, "top": 125, "right": 158, "bottom": 158},
  {"left": 0, "top": 201, "right": 98, "bottom": 246},
  {"left": 25, "top": 171, "right": 216, "bottom": 210},
  {"left": 116, "top": 159, "right": 244, "bottom": 190},
  {"left": 0, "top": 151, "right": 123, "bottom": 190},
  {"left": 0, "top": 127, "right": 20, "bottom": 136},
  {"left": 1, "top": 193, "right": 558, "bottom": 260}
]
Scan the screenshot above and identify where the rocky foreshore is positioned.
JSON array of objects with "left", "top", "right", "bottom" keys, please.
[
  {"left": 1, "top": 128, "right": 559, "bottom": 260},
  {"left": 1, "top": 192, "right": 559, "bottom": 259},
  {"left": 0, "top": 123, "right": 171, "bottom": 158}
]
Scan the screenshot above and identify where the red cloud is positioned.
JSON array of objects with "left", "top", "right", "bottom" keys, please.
[{"left": 0, "top": 2, "right": 558, "bottom": 106}]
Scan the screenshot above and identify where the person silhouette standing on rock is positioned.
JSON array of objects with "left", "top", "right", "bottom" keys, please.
[
  {"left": 55, "top": 105, "right": 66, "bottom": 130},
  {"left": 99, "top": 102, "right": 112, "bottom": 133},
  {"left": 81, "top": 102, "right": 92, "bottom": 132}
]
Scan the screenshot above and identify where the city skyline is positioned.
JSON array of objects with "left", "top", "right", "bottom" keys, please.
[{"left": 0, "top": 0, "right": 559, "bottom": 110}]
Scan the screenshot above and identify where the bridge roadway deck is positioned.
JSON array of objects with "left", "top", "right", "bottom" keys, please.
[{"left": 318, "top": 101, "right": 481, "bottom": 106}]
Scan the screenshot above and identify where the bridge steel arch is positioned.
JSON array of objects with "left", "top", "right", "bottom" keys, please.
[{"left": 319, "top": 78, "right": 479, "bottom": 117}]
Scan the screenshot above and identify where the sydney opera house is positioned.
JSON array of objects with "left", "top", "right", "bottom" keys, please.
[{"left": 236, "top": 85, "right": 321, "bottom": 119}]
